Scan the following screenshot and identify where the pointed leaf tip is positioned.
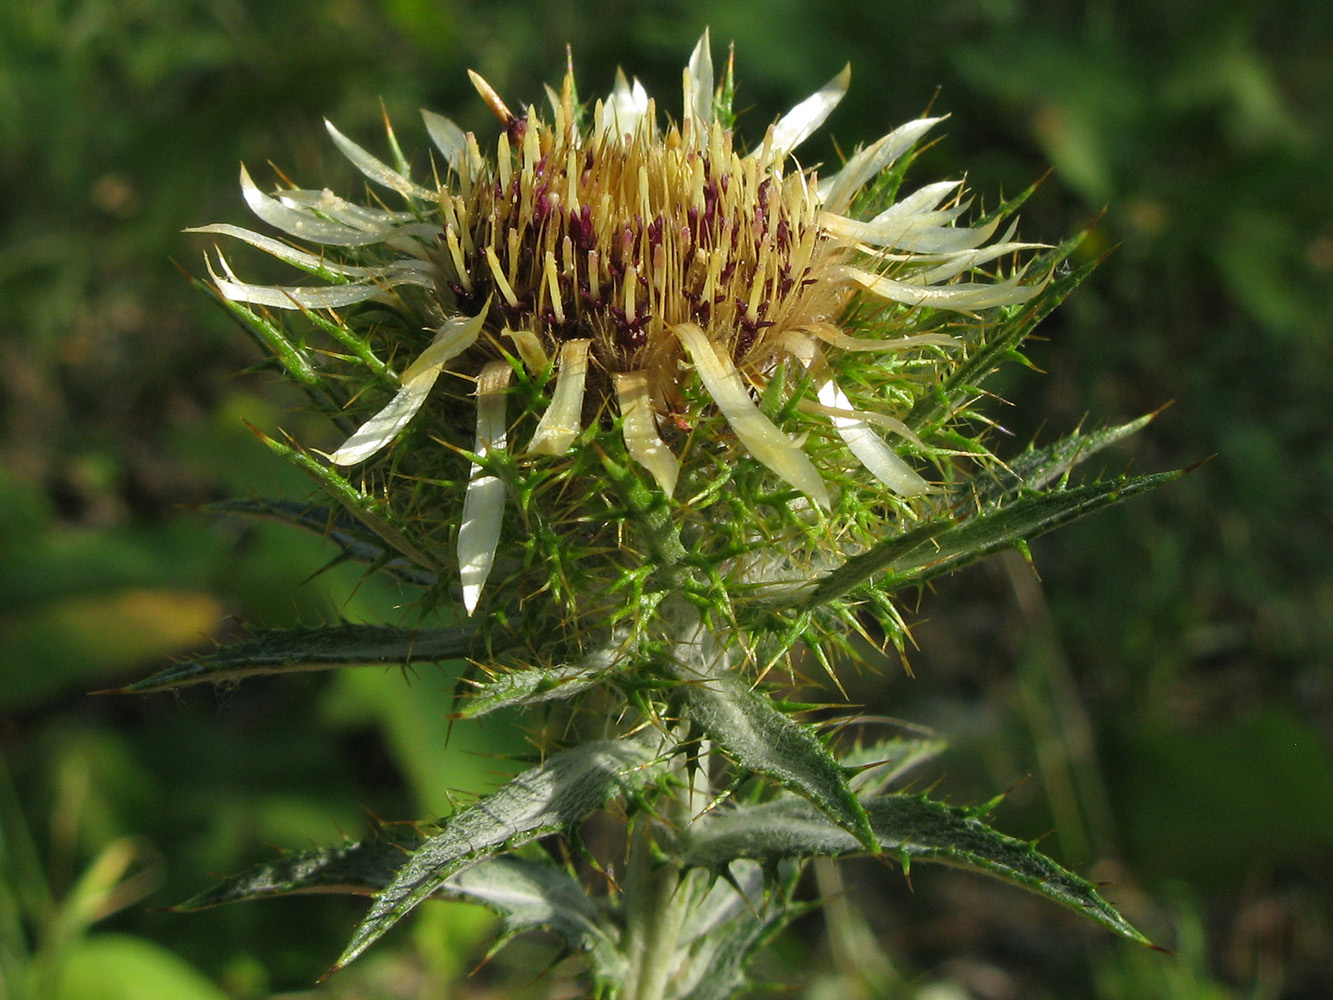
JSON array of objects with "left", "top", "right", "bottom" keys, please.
[
  {"left": 684, "top": 794, "right": 1156, "bottom": 947},
  {"left": 676, "top": 669, "right": 876, "bottom": 852},
  {"left": 333, "top": 738, "right": 664, "bottom": 969}
]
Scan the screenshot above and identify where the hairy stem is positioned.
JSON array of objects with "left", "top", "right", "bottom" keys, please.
[{"left": 620, "top": 822, "right": 690, "bottom": 1000}]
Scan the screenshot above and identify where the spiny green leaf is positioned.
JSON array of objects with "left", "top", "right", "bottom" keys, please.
[
  {"left": 843, "top": 734, "right": 950, "bottom": 796},
  {"left": 175, "top": 837, "right": 621, "bottom": 978},
  {"left": 677, "top": 860, "right": 767, "bottom": 949},
  {"left": 115, "top": 623, "right": 486, "bottom": 694},
  {"left": 974, "top": 170, "right": 1047, "bottom": 228},
  {"left": 798, "top": 520, "right": 950, "bottom": 608},
  {"left": 209, "top": 498, "right": 438, "bottom": 587},
  {"left": 683, "top": 795, "right": 1153, "bottom": 947},
  {"left": 966, "top": 410, "right": 1163, "bottom": 507},
  {"left": 672, "top": 904, "right": 793, "bottom": 1000},
  {"left": 456, "top": 663, "right": 602, "bottom": 718},
  {"left": 806, "top": 468, "right": 1184, "bottom": 606},
  {"left": 675, "top": 670, "right": 876, "bottom": 853},
  {"left": 331, "top": 738, "right": 665, "bottom": 974},
  {"left": 456, "top": 639, "right": 629, "bottom": 718},
  {"left": 303, "top": 305, "right": 392, "bottom": 379},
  {"left": 879, "top": 469, "right": 1187, "bottom": 590},
  {"left": 173, "top": 835, "right": 420, "bottom": 909},
  {"left": 441, "top": 856, "right": 618, "bottom": 963},
  {"left": 669, "top": 862, "right": 799, "bottom": 1000}
]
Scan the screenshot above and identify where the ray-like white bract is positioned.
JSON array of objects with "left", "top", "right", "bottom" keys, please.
[
  {"left": 683, "top": 29, "right": 714, "bottom": 132},
  {"left": 205, "top": 251, "right": 406, "bottom": 311},
  {"left": 324, "top": 120, "right": 436, "bottom": 202},
  {"left": 768, "top": 64, "right": 851, "bottom": 161},
  {"left": 330, "top": 310, "right": 487, "bottom": 466},
  {"left": 238, "top": 165, "right": 400, "bottom": 247},
  {"left": 818, "top": 379, "right": 930, "bottom": 497},
  {"left": 907, "top": 222, "right": 1048, "bottom": 284},
  {"left": 675, "top": 323, "right": 830, "bottom": 509},
  {"left": 422, "top": 109, "right": 467, "bottom": 167},
  {"left": 603, "top": 69, "right": 650, "bottom": 138},
  {"left": 821, "top": 211, "right": 1003, "bottom": 255},
  {"left": 867, "top": 179, "right": 966, "bottom": 226},
  {"left": 188, "top": 224, "right": 434, "bottom": 284},
  {"left": 800, "top": 323, "right": 959, "bottom": 354},
  {"left": 844, "top": 265, "right": 1047, "bottom": 311},
  {"left": 778, "top": 329, "right": 931, "bottom": 497},
  {"left": 529, "top": 339, "right": 592, "bottom": 456},
  {"left": 459, "top": 361, "right": 513, "bottom": 615},
  {"left": 818, "top": 117, "right": 945, "bottom": 214},
  {"left": 614, "top": 372, "right": 681, "bottom": 498}
]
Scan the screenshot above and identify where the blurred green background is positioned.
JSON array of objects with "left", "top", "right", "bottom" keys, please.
[{"left": 2, "top": 0, "right": 1330, "bottom": 997}]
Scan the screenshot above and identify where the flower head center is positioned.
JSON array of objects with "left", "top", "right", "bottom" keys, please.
[{"left": 439, "top": 85, "right": 846, "bottom": 401}]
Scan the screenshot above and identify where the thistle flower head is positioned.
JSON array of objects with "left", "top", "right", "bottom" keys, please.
[{"left": 194, "top": 32, "right": 1047, "bottom": 630}]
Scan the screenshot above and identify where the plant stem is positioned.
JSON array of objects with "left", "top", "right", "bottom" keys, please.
[{"left": 620, "top": 821, "right": 689, "bottom": 1000}]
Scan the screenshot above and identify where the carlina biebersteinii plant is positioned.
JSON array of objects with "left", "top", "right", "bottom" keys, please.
[{"left": 117, "top": 30, "right": 1183, "bottom": 998}]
